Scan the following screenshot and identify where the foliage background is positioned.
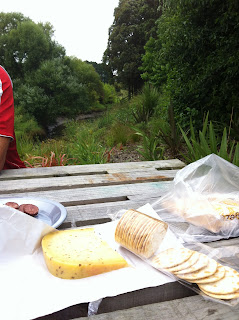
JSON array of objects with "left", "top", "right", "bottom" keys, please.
[
  {"left": 0, "top": 1, "right": 239, "bottom": 167},
  {"left": 141, "top": 0, "right": 239, "bottom": 133}
]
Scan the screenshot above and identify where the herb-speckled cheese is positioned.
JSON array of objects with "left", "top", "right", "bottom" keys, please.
[{"left": 42, "top": 228, "right": 128, "bottom": 279}]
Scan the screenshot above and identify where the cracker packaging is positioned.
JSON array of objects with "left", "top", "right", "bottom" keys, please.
[
  {"left": 115, "top": 209, "right": 168, "bottom": 259},
  {"left": 115, "top": 206, "right": 239, "bottom": 304},
  {"left": 152, "top": 247, "right": 239, "bottom": 301}
]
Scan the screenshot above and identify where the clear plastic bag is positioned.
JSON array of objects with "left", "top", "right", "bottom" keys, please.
[
  {"left": 148, "top": 241, "right": 239, "bottom": 307},
  {"left": 151, "top": 154, "right": 239, "bottom": 242},
  {"left": 114, "top": 207, "right": 239, "bottom": 307}
]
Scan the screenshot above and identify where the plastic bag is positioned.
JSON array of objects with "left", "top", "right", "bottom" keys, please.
[
  {"left": 88, "top": 299, "right": 103, "bottom": 316},
  {"left": 114, "top": 207, "right": 239, "bottom": 307},
  {"left": 151, "top": 154, "right": 239, "bottom": 242},
  {"left": 149, "top": 241, "right": 239, "bottom": 307}
]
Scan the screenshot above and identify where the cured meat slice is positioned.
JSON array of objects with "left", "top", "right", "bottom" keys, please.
[
  {"left": 23, "top": 204, "right": 39, "bottom": 216},
  {"left": 6, "top": 202, "right": 39, "bottom": 217},
  {"left": 5, "top": 202, "right": 19, "bottom": 209},
  {"left": 19, "top": 204, "right": 26, "bottom": 212}
]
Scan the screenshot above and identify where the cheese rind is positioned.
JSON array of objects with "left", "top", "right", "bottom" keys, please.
[{"left": 42, "top": 228, "right": 128, "bottom": 279}]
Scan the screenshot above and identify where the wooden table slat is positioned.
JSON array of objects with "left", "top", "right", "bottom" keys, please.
[
  {"left": 0, "top": 181, "right": 172, "bottom": 204},
  {"left": 1, "top": 159, "right": 239, "bottom": 320},
  {"left": 0, "top": 159, "right": 185, "bottom": 180},
  {"left": 0, "top": 169, "right": 178, "bottom": 194}
]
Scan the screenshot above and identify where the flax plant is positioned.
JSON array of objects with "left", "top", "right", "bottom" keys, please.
[{"left": 180, "top": 113, "right": 239, "bottom": 166}]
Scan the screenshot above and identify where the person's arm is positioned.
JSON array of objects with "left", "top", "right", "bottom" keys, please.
[
  {"left": 0, "top": 66, "right": 15, "bottom": 170},
  {"left": 0, "top": 136, "right": 10, "bottom": 170}
]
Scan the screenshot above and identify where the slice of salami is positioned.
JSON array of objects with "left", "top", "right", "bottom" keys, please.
[
  {"left": 23, "top": 204, "right": 39, "bottom": 216},
  {"left": 5, "top": 202, "right": 19, "bottom": 209},
  {"left": 19, "top": 204, "right": 26, "bottom": 212}
]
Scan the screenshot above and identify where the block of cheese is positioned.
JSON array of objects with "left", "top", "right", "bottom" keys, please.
[{"left": 42, "top": 228, "right": 129, "bottom": 279}]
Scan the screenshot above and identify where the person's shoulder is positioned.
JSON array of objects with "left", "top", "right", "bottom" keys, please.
[
  {"left": 0, "top": 65, "right": 8, "bottom": 78},
  {"left": 0, "top": 66, "right": 13, "bottom": 86},
  {"left": 0, "top": 65, "right": 6, "bottom": 73}
]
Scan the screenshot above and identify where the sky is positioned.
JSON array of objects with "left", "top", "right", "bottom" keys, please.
[{"left": 2, "top": 0, "right": 119, "bottom": 63}]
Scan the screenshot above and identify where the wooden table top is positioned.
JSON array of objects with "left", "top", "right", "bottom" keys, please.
[{"left": 1, "top": 159, "right": 239, "bottom": 320}]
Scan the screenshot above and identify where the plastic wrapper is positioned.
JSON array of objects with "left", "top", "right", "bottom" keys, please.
[
  {"left": 151, "top": 154, "right": 239, "bottom": 242},
  {"left": 88, "top": 299, "right": 103, "bottom": 316},
  {"left": 114, "top": 207, "right": 239, "bottom": 307}
]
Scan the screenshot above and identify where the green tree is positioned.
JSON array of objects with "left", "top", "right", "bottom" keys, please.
[
  {"left": 0, "top": 12, "right": 29, "bottom": 35},
  {"left": 86, "top": 61, "right": 114, "bottom": 84},
  {"left": 103, "top": 0, "right": 161, "bottom": 98},
  {"left": 1, "top": 12, "right": 106, "bottom": 131},
  {"left": 0, "top": 12, "right": 29, "bottom": 68},
  {"left": 15, "top": 58, "right": 91, "bottom": 129},
  {"left": 0, "top": 12, "right": 65, "bottom": 79},
  {"left": 141, "top": 0, "right": 239, "bottom": 131},
  {"left": 66, "top": 57, "right": 104, "bottom": 105},
  {"left": 15, "top": 57, "right": 105, "bottom": 129}
]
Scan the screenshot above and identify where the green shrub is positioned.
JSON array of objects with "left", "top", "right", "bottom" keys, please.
[
  {"left": 131, "top": 84, "right": 160, "bottom": 123},
  {"left": 106, "top": 122, "right": 136, "bottom": 147},
  {"left": 115, "top": 102, "right": 135, "bottom": 124},
  {"left": 103, "top": 83, "right": 118, "bottom": 104},
  {"left": 62, "top": 120, "right": 81, "bottom": 139},
  {"left": 134, "top": 127, "right": 165, "bottom": 161},
  {"left": 14, "top": 107, "right": 45, "bottom": 141},
  {"left": 73, "top": 137, "right": 107, "bottom": 164},
  {"left": 97, "top": 109, "right": 115, "bottom": 129},
  {"left": 180, "top": 113, "right": 239, "bottom": 166}
]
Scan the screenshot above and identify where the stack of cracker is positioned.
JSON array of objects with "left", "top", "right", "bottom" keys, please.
[
  {"left": 115, "top": 209, "right": 168, "bottom": 259},
  {"left": 152, "top": 248, "right": 239, "bottom": 300}
]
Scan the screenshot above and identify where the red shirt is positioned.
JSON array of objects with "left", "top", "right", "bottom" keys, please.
[{"left": 0, "top": 66, "right": 26, "bottom": 169}]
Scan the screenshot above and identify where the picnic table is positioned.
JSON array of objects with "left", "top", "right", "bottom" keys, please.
[{"left": 0, "top": 159, "right": 239, "bottom": 320}]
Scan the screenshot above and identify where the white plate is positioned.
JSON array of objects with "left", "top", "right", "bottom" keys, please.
[{"left": 0, "top": 197, "right": 67, "bottom": 228}]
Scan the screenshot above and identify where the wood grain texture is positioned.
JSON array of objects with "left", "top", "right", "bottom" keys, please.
[
  {"left": 75, "top": 295, "right": 239, "bottom": 320},
  {"left": 0, "top": 170, "right": 178, "bottom": 194},
  {"left": 0, "top": 181, "right": 171, "bottom": 206},
  {"left": 0, "top": 159, "right": 185, "bottom": 180}
]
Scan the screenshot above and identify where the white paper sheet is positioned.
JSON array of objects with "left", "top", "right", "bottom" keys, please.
[{"left": 0, "top": 203, "right": 179, "bottom": 320}]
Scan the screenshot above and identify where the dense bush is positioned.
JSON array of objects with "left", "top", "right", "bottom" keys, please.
[
  {"left": 141, "top": 0, "right": 239, "bottom": 131},
  {"left": 14, "top": 58, "right": 93, "bottom": 129},
  {"left": 102, "top": 83, "right": 117, "bottom": 105},
  {"left": 131, "top": 83, "right": 161, "bottom": 123}
]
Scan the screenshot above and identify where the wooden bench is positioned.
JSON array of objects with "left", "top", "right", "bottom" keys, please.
[{"left": 1, "top": 159, "right": 239, "bottom": 320}]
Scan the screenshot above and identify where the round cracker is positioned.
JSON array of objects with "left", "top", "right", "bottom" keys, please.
[
  {"left": 177, "top": 256, "right": 217, "bottom": 281},
  {"left": 139, "top": 221, "right": 159, "bottom": 256},
  {"left": 144, "top": 222, "right": 168, "bottom": 258},
  {"left": 115, "top": 209, "right": 139, "bottom": 245},
  {"left": 195, "top": 264, "right": 226, "bottom": 284},
  {"left": 152, "top": 248, "right": 193, "bottom": 269},
  {"left": 174, "top": 252, "right": 209, "bottom": 275},
  {"left": 166, "top": 251, "right": 199, "bottom": 273},
  {"left": 130, "top": 215, "right": 153, "bottom": 250},
  {"left": 125, "top": 213, "right": 144, "bottom": 243},
  {"left": 199, "top": 266, "right": 239, "bottom": 295},
  {"left": 200, "top": 286, "right": 239, "bottom": 300},
  {"left": 137, "top": 220, "right": 157, "bottom": 253},
  {"left": 115, "top": 212, "right": 127, "bottom": 242},
  {"left": 117, "top": 211, "right": 156, "bottom": 255},
  {"left": 128, "top": 217, "right": 148, "bottom": 250},
  {"left": 120, "top": 210, "right": 139, "bottom": 245},
  {"left": 125, "top": 211, "right": 143, "bottom": 246}
]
